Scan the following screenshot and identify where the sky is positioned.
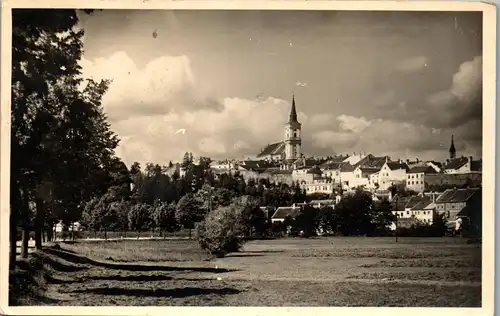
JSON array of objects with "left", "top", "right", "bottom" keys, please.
[{"left": 77, "top": 10, "right": 483, "bottom": 166}]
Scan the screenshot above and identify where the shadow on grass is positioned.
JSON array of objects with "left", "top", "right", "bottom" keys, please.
[
  {"left": 32, "top": 252, "right": 88, "bottom": 273},
  {"left": 86, "top": 274, "right": 174, "bottom": 282},
  {"left": 243, "top": 250, "right": 284, "bottom": 254},
  {"left": 70, "top": 286, "right": 243, "bottom": 298},
  {"left": 43, "top": 247, "right": 238, "bottom": 273}
]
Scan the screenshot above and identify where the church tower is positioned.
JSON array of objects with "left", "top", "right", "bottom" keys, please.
[
  {"left": 284, "top": 95, "right": 302, "bottom": 160},
  {"left": 449, "top": 134, "right": 456, "bottom": 159}
]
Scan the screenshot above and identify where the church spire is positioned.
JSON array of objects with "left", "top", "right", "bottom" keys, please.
[
  {"left": 289, "top": 95, "right": 298, "bottom": 123},
  {"left": 449, "top": 134, "right": 456, "bottom": 159}
]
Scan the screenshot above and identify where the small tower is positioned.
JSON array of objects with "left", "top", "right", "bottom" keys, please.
[
  {"left": 284, "top": 95, "right": 302, "bottom": 160},
  {"left": 449, "top": 134, "right": 456, "bottom": 159}
]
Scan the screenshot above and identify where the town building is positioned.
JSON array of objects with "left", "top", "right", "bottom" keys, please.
[
  {"left": 256, "top": 95, "right": 302, "bottom": 161},
  {"left": 406, "top": 166, "right": 438, "bottom": 192},
  {"left": 434, "top": 188, "right": 481, "bottom": 221},
  {"left": 378, "top": 160, "right": 409, "bottom": 190}
]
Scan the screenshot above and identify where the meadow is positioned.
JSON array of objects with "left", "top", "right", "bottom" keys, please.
[{"left": 10, "top": 237, "right": 482, "bottom": 307}]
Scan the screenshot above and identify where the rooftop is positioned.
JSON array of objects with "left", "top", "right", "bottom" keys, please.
[
  {"left": 386, "top": 161, "right": 410, "bottom": 171},
  {"left": 272, "top": 207, "right": 301, "bottom": 219},
  {"left": 435, "top": 188, "right": 480, "bottom": 203},
  {"left": 408, "top": 166, "right": 437, "bottom": 174},
  {"left": 257, "top": 142, "right": 286, "bottom": 158}
]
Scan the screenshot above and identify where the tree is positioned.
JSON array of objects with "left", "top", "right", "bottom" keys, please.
[
  {"left": 153, "top": 201, "right": 179, "bottom": 238},
  {"left": 128, "top": 203, "right": 152, "bottom": 238},
  {"left": 231, "top": 195, "right": 266, "bottom": 237},
  {"left": 316, "top": 206, "right": 336, "bottom": 236},
  {"left": 181, "top": 152, "right": 194, "bottom": 170},
  {"left": 196, "top": 205, "right": 246, "bottom": 258},
  {"left": 334, "top": 190, "right": 374, "bottom": 236},
  {"left": 10, "top": 9, "right": 119, "bottom": 261},
  {"left": 295, "top": 205, "right": 319, "bottom": 238},
  {"left": 372, "top": 199, "right": 396, "bottom": 236},
  {"left": 175, "top": 193, "right": 201, "bottom": 238},
  {"left": 81, "top": 197, "right": 102, "bottom": 238}
]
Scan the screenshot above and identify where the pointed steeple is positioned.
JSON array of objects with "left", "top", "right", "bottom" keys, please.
[
  {"left": 289, "top": 95, "right": 298, "bottom": 123},
  {"left": 449, "top": 134, "right": 456, "bottom": 159}
]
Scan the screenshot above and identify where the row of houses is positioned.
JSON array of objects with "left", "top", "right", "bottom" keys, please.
[
  {"left": 208, "top": 153, "right": 482, "bottom": 195},
  {"left": 267, "top": 188, "right": 481, "bottom": 232}
]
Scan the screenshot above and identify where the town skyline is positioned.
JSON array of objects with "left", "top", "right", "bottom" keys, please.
[{"left": 77, "top": 10, "right": 483, "bottom": 166}]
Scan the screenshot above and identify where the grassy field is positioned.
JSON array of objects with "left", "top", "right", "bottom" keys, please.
[{"left": 10, "top": 237, "right": 482, "bottom": 307}]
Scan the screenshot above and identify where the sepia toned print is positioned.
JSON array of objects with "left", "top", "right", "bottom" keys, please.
[{"left": 1, "top": 2, "right": 495, "bottom": 314}]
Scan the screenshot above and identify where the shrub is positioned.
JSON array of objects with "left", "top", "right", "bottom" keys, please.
[{"left": 195, "top": 205, "right": 245, "bottom": 258}]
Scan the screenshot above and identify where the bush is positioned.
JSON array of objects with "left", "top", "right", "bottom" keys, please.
[{"left": 195, "top": 206, "right": 245, "bottom": 258}]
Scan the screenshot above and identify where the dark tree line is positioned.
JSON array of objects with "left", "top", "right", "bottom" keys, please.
[{"left": 10, "top": 9, "right": 122, "bottom": 266}]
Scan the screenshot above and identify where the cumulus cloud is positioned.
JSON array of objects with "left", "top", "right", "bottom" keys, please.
[
  {"left": 426, "top": 55, "right": 482, "bottom": 127},
  {"left": 311, "top": 115, "right": 481, "bottom": 160},
  {"left": 80, "top": 51, "right": 221, "bottom": 122},
  {"left": 81, "top": 51, "right": 482, "bottom": 166},
  {"left": 337, "top": 115, "right": 371, "bottom": 133},
  {"left": 395, "top": 56, "right": 429, "bottom": 72}
]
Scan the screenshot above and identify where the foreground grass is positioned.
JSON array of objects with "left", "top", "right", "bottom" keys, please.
[
  {"left": 10, "top": 237, "right": 482, "bottom": 307},
  {"left": 61, "top": 239, "right": 209, "bottom": 262}
]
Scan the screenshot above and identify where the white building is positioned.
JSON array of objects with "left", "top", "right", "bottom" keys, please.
[{"left": 378, "top": 161, "right": 409, "bottom": 190}]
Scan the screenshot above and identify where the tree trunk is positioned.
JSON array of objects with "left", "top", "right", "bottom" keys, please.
[
  {"left": 21, "top": 228, "right": 29, "bottom": 259},
  {"left": 10, "top": 215, "right": 17, "bottom": 269},
  {"left": 42, "top": 230, "right": 46, "bottom": 243},
  {"left": 104, "top": 229, "right": 107, "bottom": 240},
  {"left": 189, "top": 228, "right": 192, "bottom": 239},
  {"left": 47, "top": 225, "right": 53, "bottom": 242},
  {"left": 137, "top": 231, "right": 140, "bottom": 240},
  {"left": 34, "top": 198, "right": 45, "bottom": 250}
]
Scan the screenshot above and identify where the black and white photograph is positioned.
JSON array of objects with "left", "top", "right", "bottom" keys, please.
[{"left": 1, "top": 0, "right": 496, "bottom": 313}]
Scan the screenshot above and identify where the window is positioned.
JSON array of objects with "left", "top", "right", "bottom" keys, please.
[{"left": 293, "top": 132, "right": 297, "bottom": 138}]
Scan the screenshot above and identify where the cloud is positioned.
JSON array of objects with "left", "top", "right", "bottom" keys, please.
[
  {"left": 337, "top": 115, "right": 371, "bottom": 133},
  {"left": 80, "top": 51, "right": 482, "bottom": 166},
  {"left": 395, "top": 56, "right": 429, "bottom": 72},
  {"left": 311, "top": 115, "right": 481, "bottom": 160},
  {"left": 426, "top": 55, "right": 482, "bottom": 127},
  {"left": 80, "top": 51, "right": 222, "bottom": 122}
]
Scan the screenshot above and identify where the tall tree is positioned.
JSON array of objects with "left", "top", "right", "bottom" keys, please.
[{"left": 10, "top": 9, "right": 120, "bottom": 260}]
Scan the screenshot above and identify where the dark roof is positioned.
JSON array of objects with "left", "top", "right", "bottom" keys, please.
[
  {"left": 408, "top": 166, "right": 437, "bottom": 174},
  {"left": 444, "top": 157, "right": 468, "bottom": 170},
  {"left": 358, "top": 167, "right": 379, "bottom": 175},
  {"left": 405, "top": 196, "right": 425, "bottom": 209},
  {"left": 387, "top": 162, "right": 410, "bottom": 171},
  {"left": 265, "top": 168, "right": 292, "bottom": 175},
  {"left": 354, "top": 154, "right": 388, "bottom": 169},
  {"left": 321, "top": 156, "right": 346, "bottom": 166},
  {"left": 272, "top": 207, "right": 301, "bottom": 219},
  {"left": 391, "top": 201, "right": 406, "bottom": 212},
  {"left": 471, "top": 160, "right": 482, "bottom": 172},
  {"left": 307, "top": 166, "right": 322, "bottom": 174},
  {"left": 288, "top": 95, "right": 299, "bottom": 124},
  {"left": 449, "top": 135, "right": 456, "bottom": 153},
  {"left": 411, "top": 196, "right": 432, "bottom": 210},
  {"left": 340, "top": 163, "right": 356, "bottom": 172},
  {"left": 435, "top": 188, "right": 480, "bottom": 203},
  {"left": 240, "top": 160, "right": 274, "bottom": 172},
  {"left": 294, "top": 158, "right": 320, "bottom": 169},
  {"left": 257, "top": 142, "right": 285, "bottom": 158}
]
